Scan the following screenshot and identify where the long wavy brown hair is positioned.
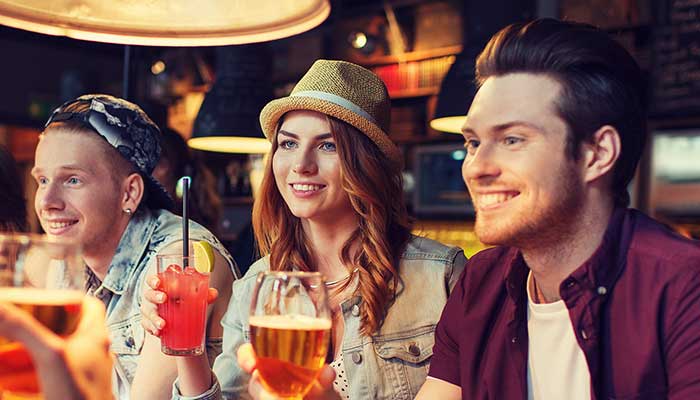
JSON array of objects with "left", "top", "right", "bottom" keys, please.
[{"left": 253, "top": 114, "right": 411, "bottom": 335}]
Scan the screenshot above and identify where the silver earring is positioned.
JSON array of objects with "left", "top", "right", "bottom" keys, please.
[{"left": 123, "top": 208, "right": 133, "bottom": 216}]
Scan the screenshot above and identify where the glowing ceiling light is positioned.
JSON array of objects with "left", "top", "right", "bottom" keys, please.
[{"left": 0, "top": 0, "right": 331, "bottom": 46}]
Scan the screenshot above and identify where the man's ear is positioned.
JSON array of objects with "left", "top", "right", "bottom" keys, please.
[
  {"left": 580, "top": 125, "right": 621, "bottom": 184},
  {"left": 122, "top": 173, "right": 145, "bottom": 212}
]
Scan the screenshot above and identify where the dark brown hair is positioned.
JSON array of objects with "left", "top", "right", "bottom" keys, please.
[
  {"left": 476, "top": 18, "right": 647, "bottom": 206},
  {"left": 157, "top": 128, "right": 221, "bottom": 233},
  {"left": 253, "top": 115, "right": 411, "bottom": 335},
  {"left": 0, "top": 146, "right": 27, "bottom": 232}
]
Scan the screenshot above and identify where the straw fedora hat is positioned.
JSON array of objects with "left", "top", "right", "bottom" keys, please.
[{"left": 259, "top": 59, "right": 401, "bottom": 166}]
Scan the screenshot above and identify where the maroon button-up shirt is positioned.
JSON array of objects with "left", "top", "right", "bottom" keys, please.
[{"left": 429, "top": 208, "right": 700, "bottom": 399}]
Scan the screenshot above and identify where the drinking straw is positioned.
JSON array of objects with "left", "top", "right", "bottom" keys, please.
[{"left": 181, "top": 176, "right": 191, "bottom": 267}]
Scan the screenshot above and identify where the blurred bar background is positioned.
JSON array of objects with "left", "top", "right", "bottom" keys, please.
[{"left": 0, "top": 0, "right": 698, "bottom": 274}]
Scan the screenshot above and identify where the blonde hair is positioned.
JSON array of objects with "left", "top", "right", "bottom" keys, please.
[{"left": 42, "top": 122, "right": 137, "bottom": 187}]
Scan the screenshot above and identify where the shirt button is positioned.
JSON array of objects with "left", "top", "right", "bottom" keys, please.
[
  {"left": 597, "top": 286, "right": 607, "bottom": 295},
  {"left": 125, "top": 336, "right": 135, "bottom": 348},
  {"left": 511, "top": 337, "right": 518, "bottom": 343},
  {"left": 565, "top": 279, "right": 576, "bottom": 288},
  {"left": 351, "top": 305, "right": 360, "bottom": 317},
  {"left": 580, "top": 329, "right": 589, "bottom": 340},
  {"left": 351, "top": 352, "right": 362, "bottom": 364},
  {"left": 408, "top": 343, "right": 421, "bottom": 356}
]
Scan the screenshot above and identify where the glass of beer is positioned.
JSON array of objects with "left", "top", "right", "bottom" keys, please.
[
  {"left": 249, "top": 271, "right": 331, "bottom": 399},
  {"left": 0, "top": 234, "right": 84, "bottom": 399}
]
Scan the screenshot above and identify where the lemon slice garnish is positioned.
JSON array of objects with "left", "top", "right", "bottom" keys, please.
[{"left": 193, "top": 241, "right": 215, "bottom": 273}]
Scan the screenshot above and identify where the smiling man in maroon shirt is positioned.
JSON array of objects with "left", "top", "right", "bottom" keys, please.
[{"left": 417, "top": 19, "right": 700, "bottom": 400}]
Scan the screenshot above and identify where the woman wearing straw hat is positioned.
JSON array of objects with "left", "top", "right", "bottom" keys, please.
[{"left": 142, "top": 59, "right": 467, "bottom": 400}]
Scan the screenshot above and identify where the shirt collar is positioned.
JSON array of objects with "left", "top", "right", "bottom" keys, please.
[
  {"left": 504, "top": 250, "right": 529, "bottom": 304},
  {"left": 99, "top": 208, "right": 157, "bottom": 295},
  {"left": 563, "top": 207, "right": 630, "bottom": 296}
]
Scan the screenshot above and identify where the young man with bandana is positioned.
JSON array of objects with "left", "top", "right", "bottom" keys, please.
[{"left": 32, "top": 94, "right": 239, "bottom": 400}]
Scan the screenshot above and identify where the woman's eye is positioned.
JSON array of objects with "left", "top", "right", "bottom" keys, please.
[
  {"left": 279, "top": 140, "right": 297, "bottom": 150},
  {"left": 320, "top": 142, "right": 336, "bottom": 152}
]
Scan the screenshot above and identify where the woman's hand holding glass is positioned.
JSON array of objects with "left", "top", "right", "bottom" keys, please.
[
  {"left": 247, "top": 271, "right": 334, "bottom": 400},
  {"left": 238, "top": 343, "right": 341, "bottom": 400}
]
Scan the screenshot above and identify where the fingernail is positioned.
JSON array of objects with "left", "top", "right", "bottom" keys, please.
[
  {"left": 156, "top": 293, "right": 165, "bottom": 302},
  {"left": 157, "top": 321, "right": 164, "bottom": 329}
]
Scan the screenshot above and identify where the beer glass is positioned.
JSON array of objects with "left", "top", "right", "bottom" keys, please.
[
  {"left": 0, "top": 234, "right": 84, "bottom": 399},
  {"left": 249, "top": 271, "right": 331, "bottom": 399}
]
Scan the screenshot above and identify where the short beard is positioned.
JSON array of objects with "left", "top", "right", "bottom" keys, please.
[{"left": 474, "top": 161, "right": 585, "bottom": 249}]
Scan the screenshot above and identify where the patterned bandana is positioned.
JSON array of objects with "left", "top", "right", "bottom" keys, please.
[{"left": 45, "top": 94, "right": 174, "bottom": 210}]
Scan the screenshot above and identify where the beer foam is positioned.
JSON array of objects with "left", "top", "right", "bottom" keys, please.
[
  {"left": 0, "top": 288, "right": 84, "bottom": 305},
  {"left": 249, "top": 314, "right": 332, "bottom": 330}
]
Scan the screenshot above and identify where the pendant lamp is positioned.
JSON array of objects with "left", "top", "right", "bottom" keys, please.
[
  {"left": 0, "top": 0, "right": 330, "bottom": 46},
  {"left": 429, "top": 0, "right": 534, "bottom": 134},
  {"left": 429, "top": 48, "right": 477, "bottom": 134},
  {"left": 188, "top": 45, "right": 272, "bottom": 154}
]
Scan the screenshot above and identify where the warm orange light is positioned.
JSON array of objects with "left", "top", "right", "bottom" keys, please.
[
  {"left": 151, "top": 60, "right": 166, "bottom": 75},
  {"left": 0, "top": 0, "right": 330, "bottom": 46},
  {"left": 349, "top": 32, "right": 367, "bottom": 49},
  {"left": 187, "top": 137, "right": 271, "bottom": 154}
]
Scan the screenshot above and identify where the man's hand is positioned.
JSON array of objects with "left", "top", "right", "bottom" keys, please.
[
  {"left": 237, "top": 343, "right": 342, "bottom": 400},
  {"left": 0, "top": 296, "right": 113, "bottom": 400},
  {"left": 140, "top": 273, "right": 218, "bottom": 336}
]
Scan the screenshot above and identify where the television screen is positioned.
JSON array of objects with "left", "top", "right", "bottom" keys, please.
[{"left": 413, "top": 143, "right": 473, "bottom": 216}]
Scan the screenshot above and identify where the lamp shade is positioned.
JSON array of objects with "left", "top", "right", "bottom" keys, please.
[
  {"left": 429, "top": 49, "right": 477, "bottom": 134},
  {"left": 429, "top": 0, "right": 534, "bottom": 133},
  {"left": 0, "top": 0, "right": 330, "bottom": 46},
  {"left": 188, "top": 45, "right": 272, "bottom": 154}
]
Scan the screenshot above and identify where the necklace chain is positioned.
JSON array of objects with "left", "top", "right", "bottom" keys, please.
[{"left": 325, "top": 268, "right": 359, "bottom": 287}]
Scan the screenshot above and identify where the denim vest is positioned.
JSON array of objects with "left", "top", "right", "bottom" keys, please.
[
  {"left": 172, "top": 235, "right": 467, "bottom": 400},
  {"left": 87, "top": 208, "right": 235, "bottom": 400}
]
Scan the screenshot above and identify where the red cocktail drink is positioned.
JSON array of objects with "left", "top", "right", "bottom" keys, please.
[{"left": 157, "top": 256, "right": 210, "bottom": 356}]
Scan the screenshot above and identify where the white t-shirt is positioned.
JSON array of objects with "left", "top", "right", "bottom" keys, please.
[{"left": 526, "top": 272, "right": 591, "bottom": 400}]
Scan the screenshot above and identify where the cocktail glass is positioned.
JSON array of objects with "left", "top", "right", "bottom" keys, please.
[{"left": 156, "top": 254, "right": 210, "bottom": 356}]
